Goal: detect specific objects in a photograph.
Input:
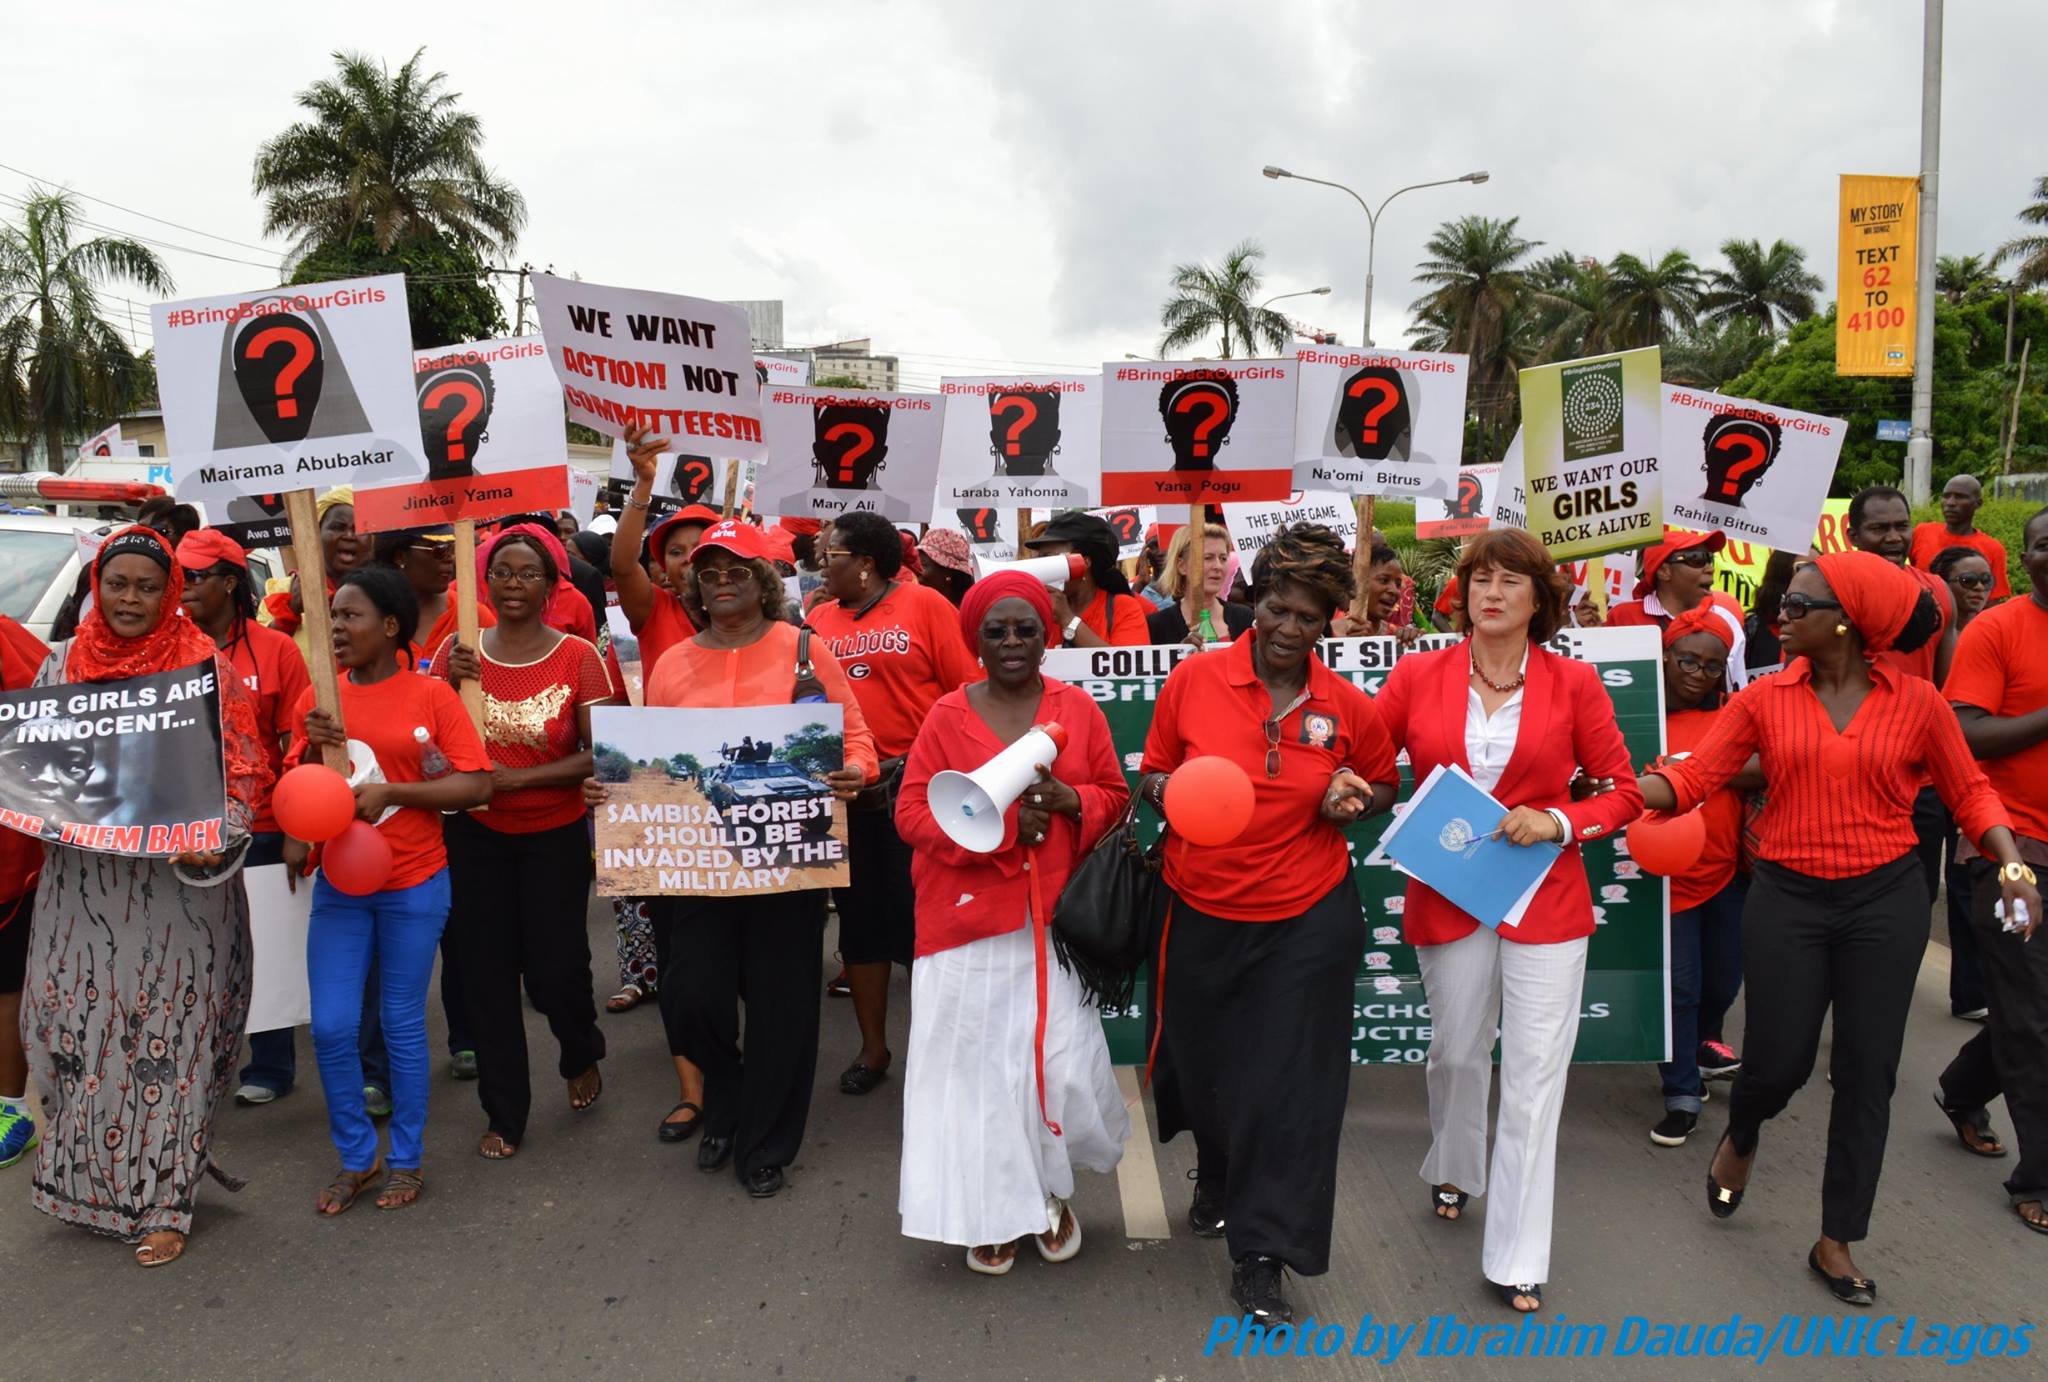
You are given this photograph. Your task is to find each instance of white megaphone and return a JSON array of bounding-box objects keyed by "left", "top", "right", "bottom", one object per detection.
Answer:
[
  {"left": 926, "top": 722, "right": 1070, "bottom": 853},
  {"left": 971, "top": 550, "right": 1089, "bottom": 587}
]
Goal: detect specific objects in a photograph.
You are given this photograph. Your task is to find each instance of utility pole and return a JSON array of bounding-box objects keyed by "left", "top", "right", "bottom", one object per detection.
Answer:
[
  {"left": 513, "top": 262, "right": 533, "bottom": 335},
  {"left": 1904, "top": 0, "right": 1943, "bottom": 504},
  {"left": 2003, "top": 338, "right": 2031, "bottom": 477}
]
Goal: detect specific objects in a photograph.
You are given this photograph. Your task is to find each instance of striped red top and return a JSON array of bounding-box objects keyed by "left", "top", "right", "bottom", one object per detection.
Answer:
[{"left": 1655, "top": 656, "right": 2007, "bottom": 880}]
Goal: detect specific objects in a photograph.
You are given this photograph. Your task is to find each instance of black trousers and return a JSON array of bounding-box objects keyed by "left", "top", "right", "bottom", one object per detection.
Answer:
[
  {"left": 1149, "top": 877, "right": 1364, "bottom": 1276},
  {"left": 446, "top": 814, "right": 606, "bottom": 1145},
  {"left": 655, "top": 890, "right": 826, "bottom": 1178},
  {"left": 1728, "top": 852, "right": 1928, "bottom": 1243},
  {"left": 833, "top": 806, "right": 916, "bottom": 966},
  {"left": 1941, "top": 858, "right": 2048, "bottom": 1202}
]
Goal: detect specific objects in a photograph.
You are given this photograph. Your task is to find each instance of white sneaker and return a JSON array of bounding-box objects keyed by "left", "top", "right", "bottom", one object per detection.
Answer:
[{"left": 234, "top": 1084, "right": 279, "bottom": 1106}]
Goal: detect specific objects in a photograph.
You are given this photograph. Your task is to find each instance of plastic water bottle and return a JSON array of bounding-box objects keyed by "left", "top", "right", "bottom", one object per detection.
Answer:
[
  {"left": 415, "top": 726, "right": 452, "bottom": 780},
  {"left": 1197, "top": 608, "right": 1220, "bottom": 644}
]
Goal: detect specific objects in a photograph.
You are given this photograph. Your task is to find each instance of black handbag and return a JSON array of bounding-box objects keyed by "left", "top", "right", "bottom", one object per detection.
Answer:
[
  {"left": 852, "top": 755, "right": 907, "bottom": 813},
  {"left": 1050, "top": 795, "right": 1164, "bottom": 1009}
]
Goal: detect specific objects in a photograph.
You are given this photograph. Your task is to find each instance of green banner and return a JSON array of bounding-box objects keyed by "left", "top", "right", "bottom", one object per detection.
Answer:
[
  {"left": 1518, "top": 346, "right": 1664, "bottom": 560},
  {"left": 1041, "top": 626, "right": 1669, "bottom": 1066}
]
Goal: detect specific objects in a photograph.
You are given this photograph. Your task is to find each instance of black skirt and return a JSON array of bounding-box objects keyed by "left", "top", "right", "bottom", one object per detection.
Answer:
[{"left": 1147, "top": 876, "right": 1364, "bottom": 1275}]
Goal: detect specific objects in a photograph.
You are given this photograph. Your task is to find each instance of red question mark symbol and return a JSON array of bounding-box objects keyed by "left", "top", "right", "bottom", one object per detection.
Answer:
[
  {"left": 1713, "top": 432, "right": 1768, "bottom": 497},
  {"left": 972, "top": 507, "right": 994, "bottom": 539},
  {"left": 1174, "top": 389, "right": 1228, "bottom": 457},
  {"left": 824, "top": 422, "right": 875, "bottom": 483},
  {"left": 244, "top": 324, "right": 316, "bottom": 420},
  {"left": 680, "top": 458, "right": 714, "bottom": 498},
  {"left": 1456, "top": 472, "right": 1482, "bottom": 516},
  {"left": 421, "top": 378, "right": 484, "bottom": 461},
  {"left": 991, "top": 394, "right": 1039, "bottom": 457},
  {"left": 1107, "top": 509, "right": 1139, "bottom": 544},
  {"left": 1346, "top": 376, "right": 1399, "bottom": 444}
]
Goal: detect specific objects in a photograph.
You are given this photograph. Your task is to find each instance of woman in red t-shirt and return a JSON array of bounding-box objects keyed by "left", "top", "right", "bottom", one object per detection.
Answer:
[
  {"left": 806, "top": 510, "right": 976, "bottom": 1097},
  {"left": 607, "top": 424, "right": 712, "bottom": 676},
  {"left": 285, "top": 567, "right": 491, "bottom": 1215},
  {"left": 1135, "top": 523, "right": 1398, "bottom": 1325},
  {"left": 438, "top": 527, "right": 617, "bottom": 1160}
]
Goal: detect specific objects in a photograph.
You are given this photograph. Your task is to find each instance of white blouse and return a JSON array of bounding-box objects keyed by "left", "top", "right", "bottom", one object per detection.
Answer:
[{"left": 1464, "top": 645, "right": 1575, "bottom": 843}]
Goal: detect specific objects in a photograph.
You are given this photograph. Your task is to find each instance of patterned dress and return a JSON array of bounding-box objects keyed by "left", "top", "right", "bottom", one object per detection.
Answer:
[{"left": 21, "top": 647, "right": 265, "bottom": 1241}]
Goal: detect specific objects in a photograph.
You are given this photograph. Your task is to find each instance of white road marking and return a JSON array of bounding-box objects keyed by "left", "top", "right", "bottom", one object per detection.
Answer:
[{"left": 1114, "top": 1066, "right": 1171, "bottom": 1239}]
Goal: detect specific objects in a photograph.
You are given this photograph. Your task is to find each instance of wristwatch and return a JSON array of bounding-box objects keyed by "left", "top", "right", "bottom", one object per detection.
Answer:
[
  {"left": 2001, "top": 862, "right": 2038, "bottom": 887},
  {"left": 1064, "top": 616, "right": 1082, "bottom": 640}
]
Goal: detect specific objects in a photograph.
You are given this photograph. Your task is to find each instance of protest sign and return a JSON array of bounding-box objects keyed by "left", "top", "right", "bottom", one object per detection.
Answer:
[
  {"left": 353, "top": 337, "right": 570, "bottom": 532},
  {"left": 1417, "top": 464, "right": 1500, "bottom": 538},
  {"left": 1518, "top": 347, "right": 1662, "bottom": 559},
  {"left": 1099, "top": 359, "right": 1298, "bottom": 506},
  {"left": 1837, "top": 174, "right": 1918, "bottom": 377},
  {"left": 0, "top": 661, "right": 226, "bottom": 857},
  {"left": 1291, "top": 346, "right": 1469, "bottom": 501},
  {"left": 1045, "top": 625, "right": 1668, "bottom": 1066},
  {"left": 755, "top": 353, "right": 812, "bottom": 389},
  {"left": 1087, "top": 505, "right": 1156, "bottom": 559},
  {"left": 607, "top": 436, "right": 735, "bottom": 509},
  {"left": 591, "top": 704, "right": 848, "bottom": 897},
  {"left": 754, "top": 387, "right": 946, "bottom": 523},
  {"left": 1489, "top": 431, "right": 1528, "bottom": 531},
  {"left": 530, "top": 273, "right": 764, "bottom": 458},
  {"left": 149, "top": 275, "right": 427, "bottom": 503},
  {"left": 214, "top": 494, "right": 294, "bottom": 550},
  {"left": 245, "top": 864, "right": 313, "bottom": 1033},
  {"left": 76, "top": 422, "right": 139, "bottom": 461},
  {"left": 569, "top": 468, "right": 601, "bottom": 528},
  {"left": 954, "top": 503, "right": 1021, "bottom": 561},
  {"left": 1705, "top": 497, "right": 1852, "bottom": 610},
  {"left": 935, "top": 374, "right": 1100, "bottom": 512},
  {"left": 1660, "top": 387, "right": 1845, "bottom": 554},
  {"left": 1223, "top": 491, "right": 1357, "bottom": 567}
]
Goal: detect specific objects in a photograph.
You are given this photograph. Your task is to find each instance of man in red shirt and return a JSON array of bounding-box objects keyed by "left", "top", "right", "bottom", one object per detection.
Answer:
[
  {"left": 1939, "top": 504, "right": 2048, "bottom": 1233},
  {"left": 1912, "top": 474, "right": 2011, "bottom": 600}
]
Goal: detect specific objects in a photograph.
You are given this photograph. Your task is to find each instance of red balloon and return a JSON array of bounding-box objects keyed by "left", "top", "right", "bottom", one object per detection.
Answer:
[
  {"left": 1625, "top": 809, "right": 1707, "bottom": 877},
  {"left": 322, "top": 820, "right": 393, "bottom": 896},
  {"left": 273, "top": 764, "right": 356, "bottom": 844},
  {"left": 1163, "top": 755, "right": 1256, "bottom": 847}
]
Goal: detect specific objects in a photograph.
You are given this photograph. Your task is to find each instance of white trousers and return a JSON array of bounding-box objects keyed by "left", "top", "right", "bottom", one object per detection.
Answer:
[{"left": 1416, "top": 927, "right": 1589, "bottom": 1287}]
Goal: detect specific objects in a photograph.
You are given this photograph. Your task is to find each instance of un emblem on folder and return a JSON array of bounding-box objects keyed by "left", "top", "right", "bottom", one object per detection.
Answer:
[{"left": 1439, "top": 817, "right": 1484, "bottom": 860}]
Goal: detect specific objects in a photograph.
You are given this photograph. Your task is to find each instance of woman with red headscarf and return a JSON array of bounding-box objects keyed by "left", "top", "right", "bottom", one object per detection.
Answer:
[
  {"left": 893, "top": 571, "right": 1130, "bottom": 1275},
  {"left": 19, "top": 527, "right": 274, "bottom": 1267},
  {"left": 1639, "top": 550, "right": 2041, "bottom": 1306}
]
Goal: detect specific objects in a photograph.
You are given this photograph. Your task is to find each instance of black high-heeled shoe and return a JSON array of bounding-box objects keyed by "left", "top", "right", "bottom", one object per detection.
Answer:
[{"left": 1706, "top": 1130, "right": 1754, "bottom": 1219}]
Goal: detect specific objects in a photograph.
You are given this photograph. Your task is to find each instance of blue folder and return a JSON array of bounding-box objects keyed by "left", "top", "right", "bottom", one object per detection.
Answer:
[{"left": 1380, "top": 764, "right": 1561, "bottom": 929}]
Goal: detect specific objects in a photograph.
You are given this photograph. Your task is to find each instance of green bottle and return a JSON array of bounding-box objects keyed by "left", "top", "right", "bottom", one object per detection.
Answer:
[{"left": 1197, "top": 608, "right": 1219, "bottom": 643}]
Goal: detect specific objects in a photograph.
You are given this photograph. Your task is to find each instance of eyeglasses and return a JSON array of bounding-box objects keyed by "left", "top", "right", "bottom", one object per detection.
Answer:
[
  {"left": 1262, "top": 716, "right": 1282, "bottom": 780},
  {"left": 487, "top": 565, "right": 548, "bottom": 585},
  {"left": 696, "top": 565, "right": 758, "bottom": 588},
  {"left": 821, "top": 548, "right": 855, "bottom": 562},
  {"left": 1950, "top": 572, "right": 1994, "bottom": 590},
  {"left": 1779, "top": 594, "right": 1844, "bottom": 621},
  {"left": 979, "top": 620, "right": 1043, "bottom": 643},
  {"left": 1663, "top": 550, "right": 1716, "bottom": 569},
  {"left": 1672, "top": 654, "right": 1727, "bottom": 679}
]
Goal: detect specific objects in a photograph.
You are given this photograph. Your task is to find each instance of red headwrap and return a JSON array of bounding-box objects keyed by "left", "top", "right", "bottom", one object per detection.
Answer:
[
  {"left": 898, "top": 529, "right": 924, "bottom": 578},
  {"left": 1661, "top": 603, "right": 1735, "bottom": 651},
  {"left": 176, "top": 528, "right": 249, "bottom": 572},
  {"left": 65, "top": 525, "right": 272, "bottom": 821},
  {"left": 777, "top": 516, "right": 823, "bottom": 538},
  {"left": 1813, "top": 550, "right": 1922, "bottom": 652},
  {"left": 959, "top": 570, "right": 1054, "bottom": 647}
]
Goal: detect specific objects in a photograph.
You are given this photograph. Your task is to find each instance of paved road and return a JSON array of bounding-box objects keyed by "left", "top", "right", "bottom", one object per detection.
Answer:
[{"left": 9, "top": 906, "right": 2039, "bottom": 1380}]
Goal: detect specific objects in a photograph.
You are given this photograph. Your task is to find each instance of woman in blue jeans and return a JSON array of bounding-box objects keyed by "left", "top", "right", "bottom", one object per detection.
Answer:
[{"left": 284, "top": 567, "right": 491, "bottom": 1212}]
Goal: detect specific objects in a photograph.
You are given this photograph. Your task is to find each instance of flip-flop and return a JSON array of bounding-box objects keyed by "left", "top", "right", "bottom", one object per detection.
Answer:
[
  {"left": 134, "top": 1232, "right": 186, "bottom": 1268},
  {"left": 2017, "top": 1201, "right": 2048, "bottom": 1235},
  {"left": 569, "top": 1066, "right": 603, "bottom": 1112}
]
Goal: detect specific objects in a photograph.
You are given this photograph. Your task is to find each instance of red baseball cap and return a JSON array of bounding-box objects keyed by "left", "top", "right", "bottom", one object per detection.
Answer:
[
  {"left": 1633, "top": 528, "right": 1727, "bottom": 598},
  {"left": 690, "top": 518, "right": 772, "bottom": 564},
  {"left": 176, "top": 528, "right": 249, "bottom": 572},
  {"left": 645, "top": 505, "right": 723, "bottom": 563}
]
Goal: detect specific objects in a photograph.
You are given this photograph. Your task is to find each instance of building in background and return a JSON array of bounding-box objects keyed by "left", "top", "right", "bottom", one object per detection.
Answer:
[
  {"left": 810, "top": 338, "right": 899, "bottom": 391},
  {"left": 731, "top": 299, "right": 786, "bottom": 350}
]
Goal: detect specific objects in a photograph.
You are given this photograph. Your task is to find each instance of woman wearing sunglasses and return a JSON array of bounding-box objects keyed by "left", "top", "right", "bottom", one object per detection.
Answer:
[
  {"left": 1372, "top": 528, "right": 1644, "bottom": 1317},
  {"left": 1637, "top": 550, "right": 2039, "bottom": 1307},
  {"left": 1134, "top": 523, "right": 1398, "bottom": 1326},
  {"left": 1930, "top": 546, "right": 1999, "bottom": 631}
]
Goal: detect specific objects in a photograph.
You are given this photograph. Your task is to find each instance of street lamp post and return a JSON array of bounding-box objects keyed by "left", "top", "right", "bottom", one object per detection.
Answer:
[{"left": 1261, "top": 166, "right": 1488, "bottom": 347}]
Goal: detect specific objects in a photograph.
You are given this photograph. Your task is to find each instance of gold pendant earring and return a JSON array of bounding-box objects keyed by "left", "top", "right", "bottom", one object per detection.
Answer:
[{"left": 1834, "top": 622, "right": 1849, "bottom": 637}]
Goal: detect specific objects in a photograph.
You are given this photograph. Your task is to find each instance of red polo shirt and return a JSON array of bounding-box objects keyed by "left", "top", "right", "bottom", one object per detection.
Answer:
[
  {"left": 1141, "top": 633, "right": 1397, "bottom": 921},
  {"left": 1945, "top": 596, "right": 2048, "bottom": 844}
]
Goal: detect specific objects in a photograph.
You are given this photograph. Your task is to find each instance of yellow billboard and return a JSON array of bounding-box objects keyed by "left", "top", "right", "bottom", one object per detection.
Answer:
[{"left": 1836, "top": 174, "right": 1918, "bottom": 376}]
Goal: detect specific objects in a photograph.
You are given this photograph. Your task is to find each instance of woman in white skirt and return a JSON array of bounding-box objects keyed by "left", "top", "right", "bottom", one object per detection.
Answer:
[{"left": 894, "top": 571, "right": 1131, "bottom": 1272}]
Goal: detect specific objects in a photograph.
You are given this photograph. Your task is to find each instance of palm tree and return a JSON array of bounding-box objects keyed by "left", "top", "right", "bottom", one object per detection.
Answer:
[
  {"left": 1991, "top": 176, "right": 2048, "bottom": 290},
  {"left": 1523, "top": 251, "right": 1618, "bottom": 361},
  {"left": 1156, "top": 240, "right": 1294, "bottom": 358},
  {"left": 1699, "top": 238, "right": 1822, "bottom": 333},
  {"left": 1936, "top": 253, "right": 2002, "bottom": 303},
  {"left": 252, "top": 48, "right": 527, "bottom": 265},
  {"left": 1605, "top": 249, "right": 1702, "bottom": 348},
  {"left": 1408, "top": 216, "right": 1543, "bottom": 434},
  {"left": 0, "top": 189, "right": 173, "bottom": 469},
  {"left": 1663, "top": 317, "right": 1774, "bottom": 390}
]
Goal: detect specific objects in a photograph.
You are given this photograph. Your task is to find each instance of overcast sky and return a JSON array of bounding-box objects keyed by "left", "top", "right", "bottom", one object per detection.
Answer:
[{"left": 9, "top": 1, "right": 2044, "bottom": 390}]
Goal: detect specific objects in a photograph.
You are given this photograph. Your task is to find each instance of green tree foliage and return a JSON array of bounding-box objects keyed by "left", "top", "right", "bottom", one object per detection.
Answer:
[
  {"left": 1992, "top": 176, "right": 2048, "bottom": 291},
  {"left": 1937, "top": 254, "right": 2004, "bottom": 304},
  {"left": 0, "top": 189, "right": 173, "bottom": 467},
  {"left": 780, "top": 722, "right": 845, "bottom": 779},
  {"left": 1723, "top": 294, "right": 2048, "bottom": 492},
  {"left": 813, "top": 374, "right": 868, "bottom": 389},
  {"left": 253, "top": 48, "right": 526, "bottom": 265},
  {"left": 593, "top": 745, "right": 633, "bottom": 782},
  {"left": 1157, "top": 240, "right": 1294, "bottom": 359},
  {"left": 1700, "top": 238, "right": 1823, "bottom": 332},
  {"left": 289, "top": 229, "right": 505, "bottom": 348},
  {"left": 668, "top": 752, "right": 702, "bottom": 781}
]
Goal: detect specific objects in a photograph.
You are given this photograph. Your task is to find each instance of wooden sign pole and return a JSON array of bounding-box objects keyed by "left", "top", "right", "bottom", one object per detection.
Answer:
[
  {"left": 1015, "top": 508, "right": 1033, "bottom": 552},
  {"left": 451, "top": 518, "right": 485, "bottom": 731},
  {"left": 722, "top": 461, "right": 742, "bottom": 519},
  {"left": 282, "top": 488, "right": 347, "bottom": 774}
]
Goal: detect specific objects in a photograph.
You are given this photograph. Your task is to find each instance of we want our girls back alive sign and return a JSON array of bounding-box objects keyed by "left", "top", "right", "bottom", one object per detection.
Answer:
[{"left": 1043, "top": 626, "right": 1670, "bottom": 1067}]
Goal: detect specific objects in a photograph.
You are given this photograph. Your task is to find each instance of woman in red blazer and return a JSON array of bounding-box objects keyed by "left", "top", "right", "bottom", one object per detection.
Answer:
[{"left": 1373, "top": 529, "right": 1643, "bottom": 1315}]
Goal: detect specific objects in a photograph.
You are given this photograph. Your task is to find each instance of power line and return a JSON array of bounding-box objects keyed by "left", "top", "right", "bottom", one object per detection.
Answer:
[
  {"left": 0, "top": 191, "right": 281, "bottom": 272},
  {"left": 0, "top": 161, "right": 277, "bottom": 253}
]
